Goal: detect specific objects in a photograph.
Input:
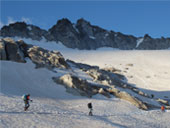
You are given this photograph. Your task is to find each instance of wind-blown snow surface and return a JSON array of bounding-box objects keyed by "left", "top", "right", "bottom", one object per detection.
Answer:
[{"left": 1, "top": 37, "right": 170, "bottom": 128}]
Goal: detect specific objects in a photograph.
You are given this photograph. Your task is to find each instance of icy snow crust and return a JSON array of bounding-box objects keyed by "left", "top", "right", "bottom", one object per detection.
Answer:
[{"left": 0, "top": 37, "right": 170, "bottom": 128}]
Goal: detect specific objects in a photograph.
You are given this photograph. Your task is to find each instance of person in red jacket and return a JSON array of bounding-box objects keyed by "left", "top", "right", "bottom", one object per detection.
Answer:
[
  {"left": 23, "top": 94, "right": 32, "bottom": 111},
  {"left": 161, "top": 105, "right": 165, "bottom": 112}
]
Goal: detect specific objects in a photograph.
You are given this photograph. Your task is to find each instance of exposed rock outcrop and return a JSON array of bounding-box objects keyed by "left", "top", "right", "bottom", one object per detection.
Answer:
[
  {"left": 27, "top": 46, "right": 69, "bottom": 69},
  {"left": 98, "top": 88, "right": 111, "bottom": 98},
  {"left": 86, "top": 68, "right": 123, "bottom": 86},
  {"left": 66, "top": 59, "right": 99, "bottom": 71},
  {"left": 0, "top": 38, "right": 69, "bottom": 69},
  {"left": 156, "top": 98, "right": 169, "bottom": 106},
  {"left": 0, "top": 38, "right": 25, "bottom": 62},
  {"left": 53, "top": 73, "right": 148, "bottom": 110},
  {"left": 67, "top": 60, "right": 155, "bottom": 109},
  {"left": 102, "top": 67, "right": 121, "bottom": 73},
  {"left": 52, "top": 74, "right": 99, "bottom": 97},
  {"left": 107, "top": 87, "right": 148, "bottom": 110}
]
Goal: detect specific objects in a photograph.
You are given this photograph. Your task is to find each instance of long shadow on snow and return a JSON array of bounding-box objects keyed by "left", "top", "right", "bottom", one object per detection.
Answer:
[
  {"left": 0, "top": 110, "right": 52, "bottom": 115},
  {"left": 91, "top": 115, "right": 128, "bottom": 128}
]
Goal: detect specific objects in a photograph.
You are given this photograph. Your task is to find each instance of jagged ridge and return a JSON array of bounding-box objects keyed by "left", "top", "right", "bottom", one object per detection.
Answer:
[{"left": 0, "top": 18, "right": 170, "bottom": 50}]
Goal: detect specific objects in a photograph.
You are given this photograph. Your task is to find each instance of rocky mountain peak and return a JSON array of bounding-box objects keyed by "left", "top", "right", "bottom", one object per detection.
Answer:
[
  {"left": 76, "top": 18, "right": 93, "bottom": 37},
  {"left": 48, "top": 18, "right": 80, "bottom": 48},
  {"left": 49, "top": 18, "right": 75, "bottom": 34},
  {"left": 76, "top": 18, "right": 91, "bottom": 26},
  {"left": 0, "top": 22, "right": 27, "bottom": 37},
  {"left": 57, "top": 18, "right": 72, "bottom": 26},
  {"left": 144, "top": 34, "right": 152, "bottom": 39},
  {"left": 0, "top": 22, "right": 48, "bottom": 41},
  {"left": 4, "top": 22, "right": 27, "bottom": 30},
  {"left": 0, "top": 18, "right": 170, "bottom": 50}
]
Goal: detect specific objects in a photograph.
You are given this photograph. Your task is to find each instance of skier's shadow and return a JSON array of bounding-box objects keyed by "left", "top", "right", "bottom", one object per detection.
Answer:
[{"left": 0, "top": 111, "right": 52, "bottom": 115}]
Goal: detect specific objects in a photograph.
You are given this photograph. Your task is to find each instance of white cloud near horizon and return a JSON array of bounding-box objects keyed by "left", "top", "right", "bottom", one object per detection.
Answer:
[
  {"left": 21, "top": 17, "right": 32, "bottom": 24},
  {"left": 0, "top": 17, "right": 32, "bottom": 29}
]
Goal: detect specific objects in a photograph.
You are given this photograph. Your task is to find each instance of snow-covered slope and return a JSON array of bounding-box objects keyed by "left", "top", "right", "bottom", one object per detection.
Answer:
[
  {"left": 11, "top": 37, "right": 170, "bottom": 98},
  {"left": 0, "top": 60, "right": 170, "bottom": 128},
  {"left": 1, "top": 37, "right": 170, "bottom": 128}
]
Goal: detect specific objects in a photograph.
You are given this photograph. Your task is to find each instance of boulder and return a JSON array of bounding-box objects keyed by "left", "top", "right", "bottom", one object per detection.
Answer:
[
  {"left": 1, "top": 38, "right": 25, "bottom": 62},
  {"left": 0, "top": 39, "right": 7, "bottom": 60},
  {"left": 156, "top": 99, "right": 169, "bottom": 106},
  {"left": 126, "top": 63, "right": 134, "bottom": 67}
]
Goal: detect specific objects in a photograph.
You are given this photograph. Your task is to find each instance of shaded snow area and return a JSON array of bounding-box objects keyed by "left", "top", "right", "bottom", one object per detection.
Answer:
[
  {"left": 1, "top": 37, "right": 170, "bottom": 128},
  {"left": 73, "top": 24, "right": 79, "bottom": 33},
  {"left": 104, "top": 33, "right": 109, "bottom": 38},
  {"left": 27, "top": 26, "right": 32, "bottom": 31},
  {"left": 136, "top": 38, "right": 144, "bottom": 48}
]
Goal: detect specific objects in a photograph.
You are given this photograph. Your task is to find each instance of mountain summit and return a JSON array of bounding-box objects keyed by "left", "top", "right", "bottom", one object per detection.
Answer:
[{"left": 0, "top": 18, "right": 170, "bottom": 50}]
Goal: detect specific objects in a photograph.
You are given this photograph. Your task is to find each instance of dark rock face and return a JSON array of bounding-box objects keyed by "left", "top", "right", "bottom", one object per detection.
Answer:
[
  {"left": 114, "top": 32, "right": 137, "bottom": 49},
  {"left": 74, "top": 18, "right": 137, "bottom": 49},
  {"left": 0, "top": 38, "right": 25, "bottom": 62},
  {"left": 137, "top": 34, "right": 170, "bottom": 50},
  {"left": 16, "top": 40, "right": 32, "bottom": 57},
  {"left": 0, "top": 39, "right": 7, "bottom": 60},
  {"left": 48, "top": 18, "right": 81, "bottom": 48},
  {"left": 1, "top": 19, "right": 170, "bottom": 50},
  {"left": 0, "top": 22, "right": 49, "bottom": 41}
]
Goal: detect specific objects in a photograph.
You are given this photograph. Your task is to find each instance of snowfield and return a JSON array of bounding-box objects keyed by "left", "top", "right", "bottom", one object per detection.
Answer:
[{"left": 1, "top": 37, "right": 170, "bottom": 128}]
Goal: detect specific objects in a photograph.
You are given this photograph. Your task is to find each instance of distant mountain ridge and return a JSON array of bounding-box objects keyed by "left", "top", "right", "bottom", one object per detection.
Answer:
[{"left": 0, "top": 18, "right": 170, "bottom": 50}]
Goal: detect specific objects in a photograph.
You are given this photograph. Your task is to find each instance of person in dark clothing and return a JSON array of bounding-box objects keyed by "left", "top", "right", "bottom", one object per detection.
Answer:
[
  {"left": 151, "top": 94, "right": 154, "bottom": 98},
  {"left": 87, "top": 102, "right": 93, "bottom": 116},
  {"left": 22, "top": 94, "right": 32, "bottom": 111}
]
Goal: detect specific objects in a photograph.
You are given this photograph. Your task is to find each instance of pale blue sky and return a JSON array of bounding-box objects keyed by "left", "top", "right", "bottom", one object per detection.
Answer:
[{"left": 1, "top": 1, "right": 170, "bottom": 38}]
